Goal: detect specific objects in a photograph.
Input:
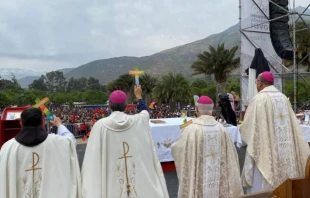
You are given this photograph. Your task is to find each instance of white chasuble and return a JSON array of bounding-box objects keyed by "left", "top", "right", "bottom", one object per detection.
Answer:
[
  {"left": 171, "top": 115, "right": 243, "bottom": 198},
  {"left": 203, "top": 126, "right": 221, "bottom": 198},
  {"left": 241, "top": 85, "right": 310, "bottom": 193},
  {"left": 81, "top": 111, "right": 169, "bottom": 198},
  {"left": 0, "top": 135, "right": 82, "bottom": 198},
  {"left": 247, "top": 68, "right": 258, "bottom": 103}
]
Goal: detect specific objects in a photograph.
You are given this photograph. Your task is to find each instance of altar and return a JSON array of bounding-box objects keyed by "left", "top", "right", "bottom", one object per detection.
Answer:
[
  {"left": 301, "top": 125, "right": 310, "bottom": 142},
  {"left": 149, "top": 118, "right": 242, "bottom": 162}
]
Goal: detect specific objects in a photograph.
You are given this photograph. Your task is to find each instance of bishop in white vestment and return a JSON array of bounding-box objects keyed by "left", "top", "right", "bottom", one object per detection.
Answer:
[
  {"left": 171, "top": 96, "right": 243, "bottom": 198},
  {"left": 82, "top": 87, "right": 169, "bottom": 198},
  {"left": 0, "top": 108, "right": 82, "bottom": 198},
  {"left": 241, "top": 72, "right": 310, "bottom": 193}
]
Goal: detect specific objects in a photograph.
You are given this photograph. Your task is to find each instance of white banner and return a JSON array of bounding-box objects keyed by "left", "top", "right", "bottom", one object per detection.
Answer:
[{"left": 240, "top": 0, "right": 282, "bottom": 110}]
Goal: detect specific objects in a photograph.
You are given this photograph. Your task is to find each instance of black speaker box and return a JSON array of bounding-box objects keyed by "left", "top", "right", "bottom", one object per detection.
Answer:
[{"left": 269, "top": 0, "right": 293, "bottom": 60}]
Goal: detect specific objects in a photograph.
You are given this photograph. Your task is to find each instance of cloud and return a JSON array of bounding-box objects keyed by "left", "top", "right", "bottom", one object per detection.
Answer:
[
  {"left": 0, "top": 57, "right": 73, "bottom": 72},
  {"left": 0, "top": 0, "right": 309, "bottom": 72}
]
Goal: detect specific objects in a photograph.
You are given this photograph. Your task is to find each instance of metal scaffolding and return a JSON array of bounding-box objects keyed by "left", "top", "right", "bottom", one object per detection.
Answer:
[{"left": 239, "top": 0, "right": 310, "bottom": 113}]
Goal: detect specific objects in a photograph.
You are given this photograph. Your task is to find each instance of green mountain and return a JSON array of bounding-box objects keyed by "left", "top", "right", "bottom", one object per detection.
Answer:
[
  {"left": 18, "top": 76, "right": 40, "bottom": 88},
  {"left": 64, "top": 6, "right": 309, "bottom": 85},
  {"left": 65, "top": 23, "right": 240, "bottom": 85}
]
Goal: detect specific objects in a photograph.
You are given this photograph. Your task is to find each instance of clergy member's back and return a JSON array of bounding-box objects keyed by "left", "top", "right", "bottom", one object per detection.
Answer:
[
  {"left": 82, "top": 87, "right": 168, "bottom": 198},
  {"left": 171, "top": 96, "right": 243, "bottom": 198},
  {"left": 241, "top": 72, "right": 310, "bottom": 193},
  {"left": 82, "top": 110, "right": 169, "bottom": 198},
  {"left": 0, "top": 135, "right": 81, "bottom": 198},
  {"left": 0, "top": 108, "right": 81, "bottom": 198}
]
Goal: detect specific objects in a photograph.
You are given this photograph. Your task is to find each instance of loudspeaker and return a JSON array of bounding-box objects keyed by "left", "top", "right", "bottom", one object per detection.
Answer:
[{"left": 269, "top": 0, "right": 293, "bottom": 60}]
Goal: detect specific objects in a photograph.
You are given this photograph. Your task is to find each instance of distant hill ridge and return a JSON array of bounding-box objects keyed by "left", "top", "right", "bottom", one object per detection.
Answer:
[
  {"left": 64, "top": 6, "right": 309, "bottom": 85},
  {"left": 64, "top": 22, "right": 241, "bottom": 84}
]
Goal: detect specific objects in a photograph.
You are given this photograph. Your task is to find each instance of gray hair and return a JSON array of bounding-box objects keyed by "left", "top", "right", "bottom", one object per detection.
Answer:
[
  {"left": 196, "top": 103, "right": 213, "bottom": 115},
  {"left": 109, "top": 101, "right": 127, "bottom": 112}
]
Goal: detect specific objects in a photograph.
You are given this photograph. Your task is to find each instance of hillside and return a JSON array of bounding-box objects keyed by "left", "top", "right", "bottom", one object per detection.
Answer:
[
  {"left": 65, "top": 6, "right": 309, "bottom": 85},
  {"left": 16, "top": 68, "right": 74, "bottom": 88},
  {"left": 65, "top": 23, "right": 240, "bottom": 84},
  {"left": 18, "top": 76, "right": 40, "bottom": 88}
]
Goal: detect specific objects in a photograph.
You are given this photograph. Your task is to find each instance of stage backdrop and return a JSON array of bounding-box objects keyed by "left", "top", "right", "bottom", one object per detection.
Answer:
[{"left": 240, "top": 0, "right": 283, "bottom": 111}]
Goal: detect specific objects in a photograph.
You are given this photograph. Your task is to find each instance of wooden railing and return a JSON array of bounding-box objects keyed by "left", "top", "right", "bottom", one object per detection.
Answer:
[{"left": 236, "top": 155, "right": 310, "bottom": 198}]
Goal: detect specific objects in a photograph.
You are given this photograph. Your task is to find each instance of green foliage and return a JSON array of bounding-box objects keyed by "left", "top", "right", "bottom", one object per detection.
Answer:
[
  {"left": 1, "top": 72, "right": 109, "bottom": 106},
  {"left": 296, "top": 22, "right": 310, "bottom": 71},
  {"left": 201, "top": 85, "right": 216, "bottom": 102},
  {"left": 191, "top": 43, "right": 239, "bottom": 83},
  {"left": 67, "top": 77, "right": 87, "bottom": 92},
  {"left": 82, "top": 90, "right": 109, "bottom": 104},
  {"left": 21, "top": 90, "right": 46, "bottom": 105},
  {"left": 29, "top": 71, "right": 104, "bottom": 93},
  {"left": 0, "top": 92, "right": 10, "bottom": 106},
  {"left": 140, "top": 73, "right": 157, "bottom": 104},
  {"left": 226, "top": 78, "right": 240, "bottom": 94},
  {"left": 190, "top": 79, "right": 216, "bottom": 102},
  {"left": 0, "top": 75, "right": 22, "bottom": 91},
  {"left": 191, "top": 43, "right": 239, "bottom": 103},
  {"left": 45, "top": 71, "right": 67, "bottom": 92},
  {"left": 191, "top": 79, "right": 209, "bottom": 89},
  {"left": 140, "top": 73, "right": 157, "bottom": 94},
  {"left": 153, "top": 72, "right": 191, "bottom": 103},
  {"left": 106, "top": 74, "right": 134, "bottom": 92},
  {"left": 285, "top": 22, "right": 310, "bottom": 71},
  {"left": 29, "top": 75, "right": 48, "bottom": 91},
  {"left": 284, "top": 80, "right": 310, "bottom": 105},
  {"left": 87, "top": 77, "right": 103, "bottom": 91}
]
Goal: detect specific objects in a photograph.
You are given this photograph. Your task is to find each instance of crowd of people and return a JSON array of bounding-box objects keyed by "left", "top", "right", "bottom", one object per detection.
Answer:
[{"left": 47, "top": 103, "right": 199, "bottom": 136}]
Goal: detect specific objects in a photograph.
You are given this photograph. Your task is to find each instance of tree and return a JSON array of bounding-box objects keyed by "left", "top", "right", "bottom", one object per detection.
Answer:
[
  {"left": 67, "top": 77, "right": 87, "bottom": 92},
  {"left": 191, "top": 79, "right": 216, "bottom": 104},
  {"left": 296, "top": 22, "right": 310, "bottom": 71},
  {"left": 226, "top": 78, "right": 240, "bottom": 95},
  {"left": 284, "top": 22, "right": 310, "bottom": 71},
  {"left": 67, "top": 77, "right": 76, "bottom": 92},
  {"left": 45, "top": 71, "right": 67, "bottom": 92},
  {"left": 191, "top": 79, "right": 209, "bottom": 90},
  {"left": 83, "top": 90, "right": 109, "bottom": 104},
  {"left": 107, "top": 74, "right": 135, "bottom": 103},
  {"left": 11, "top": 74, "right": 21, "bottom": 89},
  {"left": 0, "top": 92, "right": 10, "bottom": 106},
  {"left": 106, "top": 80, "right": 122, "bottom": 92},
  {"left": 153, "top": 72, "right": 191, "bottom": 109},
  {"left": 21, "top": 90, "right": 46, "bottom": 105},
  {"left": 29, "top": 75, "right": 48, "bottom": 91},
  {"left": 191, "top": 44, "right": 239, "bottom": 103},
  {"left": 48, "top": 92, "right": 69, "bottom": 105},
  {"left": 284, "top": 80, "right": 310, "bottom": 106},
  {"left": 87, "top": 77, "right": 102, "bottom": 91},
  {"left": 140, "top": 73, "right": 157, "bottom": 105}
]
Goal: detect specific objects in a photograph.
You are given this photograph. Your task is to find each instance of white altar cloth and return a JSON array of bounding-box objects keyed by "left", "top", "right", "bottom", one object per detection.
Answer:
[
  {"left": 301, "top": 125, "right": 310, "bottom": 142},
  {"left": 149, "top": 118, "right": 242, "bottom": 162}
]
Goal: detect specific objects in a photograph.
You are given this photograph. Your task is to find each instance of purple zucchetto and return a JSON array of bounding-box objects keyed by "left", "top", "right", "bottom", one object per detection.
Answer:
[
  {"left": 109, "top": 90, "right": 127, "bottom": 104},
  {"left": 261, "top": 71, "right": 274, "bottom": 83},
  {"left": 197, "top": 96, "right": 213, "bottom": 105}
]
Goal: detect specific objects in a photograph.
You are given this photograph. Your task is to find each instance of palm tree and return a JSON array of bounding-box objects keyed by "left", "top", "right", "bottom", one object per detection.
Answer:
[
  {"left": 296, "top": 22, "right": 310, "bottom": 71},
  {"left": 284, "top": 22, "right": 310, "bottom": 71},
  {"left": 140, "top": 73, "right": 157, "bottom": 105},
  {"left": 191, "top": 43, "right": 239, "bottom": 104},
  {"left": 153, "top": 72, "right": 191, "bottom": 109}
]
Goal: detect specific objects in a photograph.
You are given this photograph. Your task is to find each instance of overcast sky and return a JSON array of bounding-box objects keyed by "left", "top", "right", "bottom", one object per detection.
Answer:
[{"left": 0, "top": 0, "right": 309, "bottom": 72}]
